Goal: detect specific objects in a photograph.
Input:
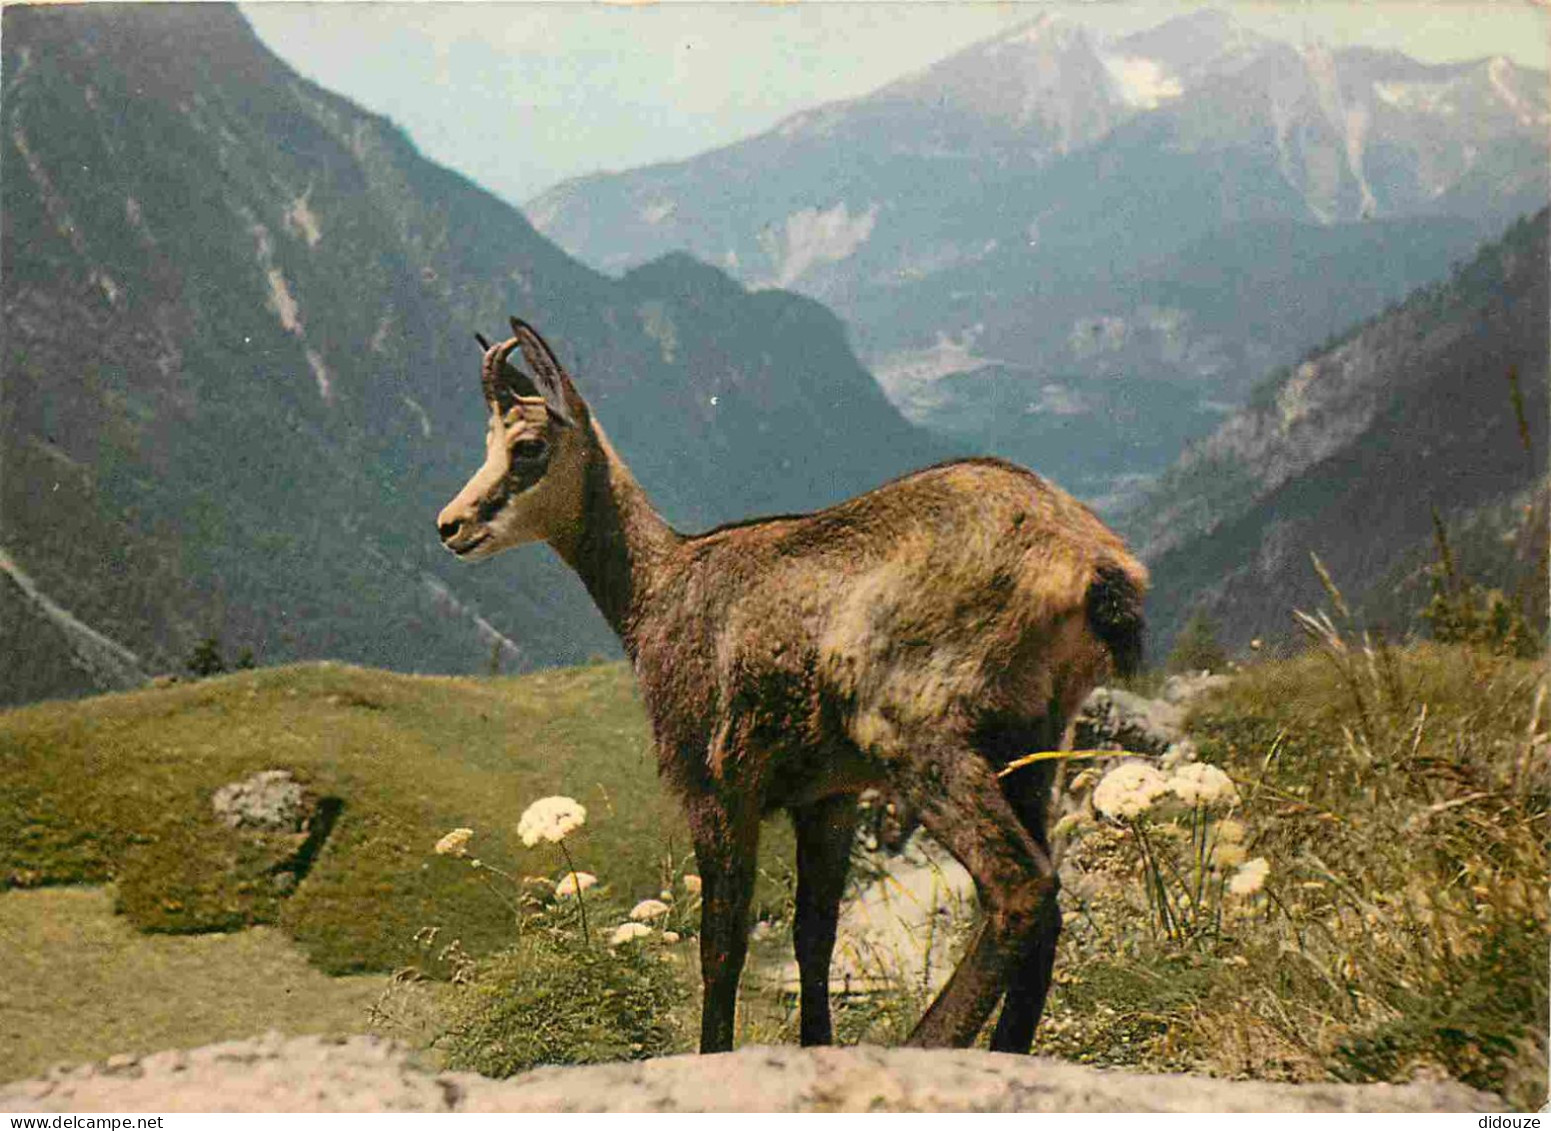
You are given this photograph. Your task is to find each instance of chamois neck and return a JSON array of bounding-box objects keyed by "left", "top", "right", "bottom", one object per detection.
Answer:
[{"left": 552, "top": 420, "right": 681, "bottom": 652}]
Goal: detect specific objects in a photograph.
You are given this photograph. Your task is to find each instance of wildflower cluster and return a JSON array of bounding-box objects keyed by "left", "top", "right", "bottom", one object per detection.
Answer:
[
  {"left": 1065, "top": 754, "right": 1271, "bottom": 947},
  {"left": 408, "top": 792, "right": 692, "bottom": 1074}
]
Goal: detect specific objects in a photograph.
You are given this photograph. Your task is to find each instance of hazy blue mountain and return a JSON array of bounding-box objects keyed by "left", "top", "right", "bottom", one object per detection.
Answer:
[
  {"left": 528, "top": 9, "right": 1548, "bottom": 503},
  {"left": 0, "top": 4, "right": 951, "bottom": 706},
  {"left": 1121, "top": 209, "right": 1548, "bottom": 656}
]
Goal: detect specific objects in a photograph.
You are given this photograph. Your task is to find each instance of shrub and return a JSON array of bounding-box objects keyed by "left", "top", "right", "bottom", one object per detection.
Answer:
[
  {"left": 391, "top": 804, "right": 692, "bottom": 1075},
  {"left": 185, "top": 636, "right": 226, "bottom": 678},
  {"left": 1166, "top": 610, "right": 1228, "bottom": 674},
  {"left": 1422, "top": 510, "right": 1541, "bottom": 658},
  {"left": 435, "top": 926, "right": 685, "bottom": 1077}
]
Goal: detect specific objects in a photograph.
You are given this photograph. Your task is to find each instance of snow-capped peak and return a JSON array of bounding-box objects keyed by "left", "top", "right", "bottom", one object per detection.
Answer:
[{"left": 1100, "top": 54, "right": 1184, "bottom": 110}]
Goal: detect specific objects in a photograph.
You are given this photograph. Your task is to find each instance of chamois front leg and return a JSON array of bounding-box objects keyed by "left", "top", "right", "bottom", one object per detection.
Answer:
[
  {"left": 790, "top": 794, "right": 859, "bottom": 1046},
  {"left": 688, "top": 788, "right": 762, "bottom": 1053}
]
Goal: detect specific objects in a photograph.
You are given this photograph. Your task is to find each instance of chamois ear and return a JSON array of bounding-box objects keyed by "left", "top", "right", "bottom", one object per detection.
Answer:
[{"left": 509, "top": 317, "right": 581, "bottom": 428}]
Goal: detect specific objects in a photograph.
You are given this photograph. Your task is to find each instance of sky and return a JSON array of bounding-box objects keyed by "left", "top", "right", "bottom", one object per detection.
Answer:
[{"left": 241, "top": 1, "right": 1551, "bottom": 207}]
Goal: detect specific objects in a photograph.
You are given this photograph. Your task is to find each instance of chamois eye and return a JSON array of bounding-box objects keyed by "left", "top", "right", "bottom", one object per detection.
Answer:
[{"left": 512, "top": 438, "right": 548, "bottom": 462}]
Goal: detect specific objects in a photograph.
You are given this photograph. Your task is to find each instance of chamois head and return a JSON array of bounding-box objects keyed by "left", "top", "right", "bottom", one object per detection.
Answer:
[{"left": 437, "top": 318, "right": 590, "bottom": 560}]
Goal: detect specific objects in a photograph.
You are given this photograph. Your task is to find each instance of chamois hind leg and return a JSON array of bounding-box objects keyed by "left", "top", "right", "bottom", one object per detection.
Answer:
[
  {"left": 889, "top": 731, "right": 1058, "bottom": 1049},
  {"left": 687, "top": 787, "right": 762, "bottom": 1054},
  {"left": 790, "top": 793, "right": 859, "bottom": 1046},
  {"left": 985, "top": 718, "right": 1064, "bottom": 1054}
]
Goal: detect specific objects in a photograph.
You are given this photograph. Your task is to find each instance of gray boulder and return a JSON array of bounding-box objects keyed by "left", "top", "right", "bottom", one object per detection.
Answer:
[
  {"left": 1073, "top": 688, "right": 1185, "bottom": 756},
  {"left": 212, "top": 770, "right": 311, "bottom": 832},
  {"left": 209, "top": 770, "right": 339, "bottom": 894}
]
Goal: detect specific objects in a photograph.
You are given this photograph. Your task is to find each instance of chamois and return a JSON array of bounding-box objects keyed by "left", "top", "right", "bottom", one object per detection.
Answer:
[{"left": 437, "top": 318, "right": 1147, "bottom": 1053}]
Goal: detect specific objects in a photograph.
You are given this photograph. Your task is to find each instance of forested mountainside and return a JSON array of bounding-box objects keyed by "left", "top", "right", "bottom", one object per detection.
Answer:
[
  {"left": 1123, "top": 209, "right": 1548, "bottom": 655},
  {"left": 1, "top": 4, "right": 949, "bottom": 705}
]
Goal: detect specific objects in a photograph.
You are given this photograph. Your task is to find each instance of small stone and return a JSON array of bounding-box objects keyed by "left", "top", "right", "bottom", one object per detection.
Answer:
[{"left": 103, "top": 1053, "right": 141, "bottom": 1077}]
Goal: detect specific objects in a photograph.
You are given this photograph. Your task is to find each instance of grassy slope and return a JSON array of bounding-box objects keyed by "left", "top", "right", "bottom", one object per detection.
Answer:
[
  {"left": 4, "top": 648, "right": 1544, "bottom": 1103},
  {"left": 0, "top": 662, "right": 793, "bottom": 975}
]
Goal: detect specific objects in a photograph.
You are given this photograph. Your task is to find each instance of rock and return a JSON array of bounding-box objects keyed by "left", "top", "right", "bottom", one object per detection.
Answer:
[
  {"left": 770, "top": 831, "right": 972, "bottom": 1000},
  {"left": 0, "top": 1036, "right": 1505, "bottom": 1113},
  {"left": 208, "top": 772, "right": 341, "bottom": 895},
  {"left": 212, "top": 771, "right": 311, "bottom": 833},
  {"left": 1073, "top": 688, "right": 1184, "bottom": 756},
  {"left": 1160, "top": 671, "right": 1232, "bottom": 705}
]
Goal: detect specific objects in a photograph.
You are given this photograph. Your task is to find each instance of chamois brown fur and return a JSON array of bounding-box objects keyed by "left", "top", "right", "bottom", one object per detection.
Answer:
[{"left": 437, "top": 318, "right": 1148, "bottom": 1054}]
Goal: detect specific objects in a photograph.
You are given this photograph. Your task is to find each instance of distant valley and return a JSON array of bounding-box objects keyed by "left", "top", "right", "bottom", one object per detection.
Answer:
[{"left": 530, "top": 9, "right": 1548, "bottom": 503}]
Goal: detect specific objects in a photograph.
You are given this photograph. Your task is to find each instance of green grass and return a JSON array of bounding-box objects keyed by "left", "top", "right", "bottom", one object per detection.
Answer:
[
  {"left": 0, "top": 886, "right": 394, "bottom": 1080},
  {"left": 4, "top": 646, "right": 1544, "bottom": 1104},
  {"left": 0, "top": 662, "right": 793, "bottom": 976}
]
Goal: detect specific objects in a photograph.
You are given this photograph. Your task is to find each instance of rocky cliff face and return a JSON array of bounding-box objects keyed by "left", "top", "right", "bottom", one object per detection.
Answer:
[
  {"left": 1121, "top": 210, "right": 1548, "bottom": 654},
  {"left": 0, "top": 4, "right": 949, "bottom": 705},
  {"left": 526, "top": 8, "right": 1547, "bottom": 502}
]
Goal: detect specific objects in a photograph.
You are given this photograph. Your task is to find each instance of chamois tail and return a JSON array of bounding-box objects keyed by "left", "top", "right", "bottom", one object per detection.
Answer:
[{"left": 1086, "top": 561, "right": 1146, "bottom": 679}]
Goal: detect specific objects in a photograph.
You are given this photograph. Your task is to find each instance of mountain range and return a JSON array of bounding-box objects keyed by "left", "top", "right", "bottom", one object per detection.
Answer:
[
  {"left": 3, "top": 4, "right": 1543, "bottom": 707},
  {"left": 0, "top": 3, "right": 950, "bottom": 706},
  {"left": 529, "top": 9, "right": 1549, "bottom": 502}
]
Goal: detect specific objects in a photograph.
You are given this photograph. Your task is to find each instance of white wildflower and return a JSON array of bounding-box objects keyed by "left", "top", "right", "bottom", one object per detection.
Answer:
[
  {"left": 662, "top": 931, "right": 681, "bottom": 943},
  {"left": 659, "top": 889, "right": 674, "bottom": 902},
  {"left": 1092, "top": 762, "right": 1169, "bottom": 820},
  {"left": 629, "top": 898, "right": 671, "bottom": 921},
  {"left": 555, "top": 871, "right": 597, "bottom": 897},
  {"left": 1216, "top": 818, "right": 1246, "bottom": 844},
  {"left": 1168, "top": 763, "right": 1239, "bottom": 808},
  {"left": 517, "top": 796, "right": 586, "bottom": 847},
  {"left": 434, "top": 828, "right": 473, "bottom": 857},
  {"left": 1228, "top": 856, "right": 1270, "bottom": 896},
  {"left": 609, "top": 922, "right": 653, "bottom": 946},
  {"left": 681, "top": 874, "right": 702, "bottom": 896},
  {"left": 1212, "top": 842, "right": 1247, "bottom": 870}
]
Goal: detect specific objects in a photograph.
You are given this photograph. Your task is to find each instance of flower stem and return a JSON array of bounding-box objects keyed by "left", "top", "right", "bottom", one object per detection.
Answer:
[{"left": 560, "top": 841, "right": 590, "bottom": 946}]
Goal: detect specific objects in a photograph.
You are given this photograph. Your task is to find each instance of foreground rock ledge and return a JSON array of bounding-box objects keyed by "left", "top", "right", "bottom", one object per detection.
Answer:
[{"left": 1, "top": 1035, "right": 1503, "bottom": 1113}]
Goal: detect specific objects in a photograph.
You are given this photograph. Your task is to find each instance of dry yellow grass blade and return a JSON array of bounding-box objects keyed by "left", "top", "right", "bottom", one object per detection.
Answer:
[{"left": 996, "top": 749, "right": 1140, "bottom": 779}]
